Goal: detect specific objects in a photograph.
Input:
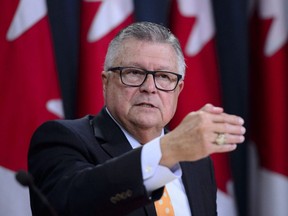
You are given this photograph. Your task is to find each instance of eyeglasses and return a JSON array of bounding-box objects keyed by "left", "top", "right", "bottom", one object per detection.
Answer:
[{"left": 108, "top": 67, "right": 182, "bottom": 91}]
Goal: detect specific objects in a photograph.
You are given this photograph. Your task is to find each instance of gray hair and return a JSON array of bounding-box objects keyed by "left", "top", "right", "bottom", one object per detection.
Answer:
[{"left": 104, "top": 22, "right": 186, "bottom": 78}]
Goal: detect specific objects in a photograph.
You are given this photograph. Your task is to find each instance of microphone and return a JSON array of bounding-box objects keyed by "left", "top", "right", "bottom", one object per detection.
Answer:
[{"left": 15, "top": 170, "right": 58, "bottom": 216}]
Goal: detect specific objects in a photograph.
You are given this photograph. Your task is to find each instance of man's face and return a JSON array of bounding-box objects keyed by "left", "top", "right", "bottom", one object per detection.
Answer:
[{"left": 102, "top": 38, "right": 184, "bottom": 136}]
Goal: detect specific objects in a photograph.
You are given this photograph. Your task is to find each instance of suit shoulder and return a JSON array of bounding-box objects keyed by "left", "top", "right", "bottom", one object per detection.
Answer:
[
  {"left": 36, "top": 115, "right": 93, "bottom": 132},
  {"left": 31, "top": 115, "right": 95, "bottom": 145}
]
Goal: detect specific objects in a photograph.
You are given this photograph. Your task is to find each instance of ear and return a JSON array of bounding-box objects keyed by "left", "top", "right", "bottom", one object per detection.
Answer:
[
  {"left": 177, "top": 80, "right": 184, "bottom": 94},
  {"left": 102, "top": 71, "right": 108, "bottom": 96}
]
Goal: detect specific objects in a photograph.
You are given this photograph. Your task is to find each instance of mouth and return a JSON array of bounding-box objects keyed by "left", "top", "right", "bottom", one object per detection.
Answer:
[{"left": 136, "top": 103, "right": 156, "bottom": 108}]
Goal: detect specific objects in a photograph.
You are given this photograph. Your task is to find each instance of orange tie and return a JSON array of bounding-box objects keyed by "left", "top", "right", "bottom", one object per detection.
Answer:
[{"left": 154, "top": 187, "right": 175, "bottom": 215}]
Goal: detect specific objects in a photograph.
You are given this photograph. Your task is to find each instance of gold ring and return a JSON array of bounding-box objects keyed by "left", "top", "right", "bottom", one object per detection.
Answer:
[{"left": 215, "top": 133, "right": 225, "bottom": 145}]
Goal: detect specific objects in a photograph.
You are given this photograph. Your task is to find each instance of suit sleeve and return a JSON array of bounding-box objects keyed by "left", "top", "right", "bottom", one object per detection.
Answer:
[{"left": 28, "top": 120, "right": 158, "bottom": 216}]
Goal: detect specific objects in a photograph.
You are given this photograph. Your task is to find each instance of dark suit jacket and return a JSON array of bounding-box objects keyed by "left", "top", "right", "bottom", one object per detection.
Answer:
[{"left": 28, "top": 108, "right": 217, "bottom": 216}]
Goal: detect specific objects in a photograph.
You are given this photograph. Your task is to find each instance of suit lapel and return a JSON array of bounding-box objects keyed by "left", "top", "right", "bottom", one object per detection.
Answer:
[
  {"left": 90, "top": 108, "right": 133, "bottom": 158},
  {"left": 91, "top": 108, "right": 157, "bottom": 216},
  {"left": 181, "top": 162, "right": 198, "bottom": 215},
  {"left": 181, "top": 158, "right": 217, "bottom": 216}
]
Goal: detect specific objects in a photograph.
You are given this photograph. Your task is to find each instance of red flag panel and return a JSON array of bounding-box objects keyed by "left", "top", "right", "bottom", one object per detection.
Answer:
[
  {"left": 77, "top": 0, "right": 134, "bottom": 117},
  {"left": 250, "top": 1, "right": 288, "bottom": 214},
  {"left": 169, "top": 0, "right": 237, "bottom": 214},
  {"left": 0, "top": 1, "right": 63, "bottom": 215}
]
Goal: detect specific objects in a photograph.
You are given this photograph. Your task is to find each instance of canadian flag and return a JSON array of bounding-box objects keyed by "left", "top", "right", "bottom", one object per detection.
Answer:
[
  {"left": 169, "top": 0, "right": 237, "bottom": 215},
  {"left": 77, "top": 0, "right": 134, "bottom": 117},
  {"left": 250, "top": 0, "right": 288, "bottom": 215},
  {"left": 0, "top": 0, "right": 63, "bottom": 215}
]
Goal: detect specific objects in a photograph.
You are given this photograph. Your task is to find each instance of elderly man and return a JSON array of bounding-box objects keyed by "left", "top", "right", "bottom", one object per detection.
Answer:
[{"left": 28, "top": 22, "right": 245, "bottom": 216}]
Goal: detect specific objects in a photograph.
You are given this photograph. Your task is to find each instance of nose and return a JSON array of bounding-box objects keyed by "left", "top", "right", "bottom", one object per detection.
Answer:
[{"left": 139, "top": 74, "right": 156, "bottom": 93}]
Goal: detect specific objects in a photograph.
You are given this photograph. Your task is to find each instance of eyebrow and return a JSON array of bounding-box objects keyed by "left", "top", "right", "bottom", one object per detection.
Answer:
[{"left": 122, "top": 63, "right": 174, "bottom": 72}]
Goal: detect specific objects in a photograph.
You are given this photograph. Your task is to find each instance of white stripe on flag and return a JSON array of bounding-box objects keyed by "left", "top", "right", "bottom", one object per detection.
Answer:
[
  {"left": 216, "top": 182, "right": 237, "bottom": 216},
  {"left": 0, "top": 166, "right": 32, "bottom": 216}
]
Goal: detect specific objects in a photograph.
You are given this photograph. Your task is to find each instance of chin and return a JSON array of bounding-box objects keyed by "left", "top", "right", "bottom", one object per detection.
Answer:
[{"left": 133, "top": 117, "right": 160, "bottom": 128}]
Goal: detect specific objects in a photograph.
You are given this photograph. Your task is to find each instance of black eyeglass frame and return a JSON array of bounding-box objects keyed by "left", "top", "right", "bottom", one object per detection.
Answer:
[{"left": 107, "top": 66, "right": 183, "bottom": 92}]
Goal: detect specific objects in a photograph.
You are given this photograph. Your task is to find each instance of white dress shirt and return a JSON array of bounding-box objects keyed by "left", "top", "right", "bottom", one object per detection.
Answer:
[
  {"left": 106, "top": 108, "right": 191, "bottom": 215},
  {"left": 124, "top": 130, "right": 191, "bottom": 216}
]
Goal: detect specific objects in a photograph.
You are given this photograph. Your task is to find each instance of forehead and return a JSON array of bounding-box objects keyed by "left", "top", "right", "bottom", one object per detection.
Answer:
[{"left": 115, "top": 39, "right": 178, "bottom": 71}]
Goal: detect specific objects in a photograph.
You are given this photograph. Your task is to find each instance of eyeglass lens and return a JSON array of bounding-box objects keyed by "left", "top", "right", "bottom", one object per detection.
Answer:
[{"left": 121, "top": 68, "right": 179, "bottom": 91}]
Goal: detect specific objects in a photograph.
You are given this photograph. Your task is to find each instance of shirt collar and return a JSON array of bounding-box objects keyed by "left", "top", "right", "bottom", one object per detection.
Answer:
[{"left": 105, "top": 107, "right": 164, "bottom": 149}]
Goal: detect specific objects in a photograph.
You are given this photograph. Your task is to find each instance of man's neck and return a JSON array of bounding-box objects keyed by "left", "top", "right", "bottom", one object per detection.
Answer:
[{"left": 105, "top": 107, "right": 163, "bottom": 145}]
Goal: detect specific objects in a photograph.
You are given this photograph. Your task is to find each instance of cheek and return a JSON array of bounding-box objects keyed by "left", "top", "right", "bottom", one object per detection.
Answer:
[
  {"left": 169, "top": 97, "right": 179, "bottom": 116},
  {"left": 106, "top": 84, "right": 134, "bottom": 106},
  {"left": 161, "top": 94, "right": 179, "bottom": 121}
]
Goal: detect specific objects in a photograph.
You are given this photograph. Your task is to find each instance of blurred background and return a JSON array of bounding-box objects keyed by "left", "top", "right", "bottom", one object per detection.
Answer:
[{"left": 0, "top": 0, "right": 287, "bottom": 215}]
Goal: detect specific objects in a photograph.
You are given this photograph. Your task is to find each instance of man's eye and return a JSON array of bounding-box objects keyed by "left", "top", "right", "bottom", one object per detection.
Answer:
[
  {"left": 126, "top": 69, "right": 144, "bottom": 75},
  {"left": 156, "top": 73, "right": 171, "bottom": 80},
  {"left": 160, "top": 74, "right": 169, "bottom": 79}
]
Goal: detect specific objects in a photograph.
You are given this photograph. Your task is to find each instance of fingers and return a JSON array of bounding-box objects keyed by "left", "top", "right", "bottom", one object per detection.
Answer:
[
  {"left": 189, "top": 107, "right": 246, "bottom": 143},
  {"left": 213, "top": 132, "right": 245, "bottom": 146},
  {"left": 201, "top": 103, "right": 223, "bottom": 114},
  {"left": 201, "top": 104, "right": 244, "bottom": 127},
  {"left": 200, "top": 104, "right": 245, "bottom": 142},
  {"left": 210, "top": 133, "right": 240, "bottom": 154},
  {"left": 212, "top": 114, "right": 245, "bottom": 145},
  {"left": 224, "top": 133, "right": 245, "bottom": 144},
  {"left": 160, "top": 105, "right": 246, "bottom": 166},
  {"left": 213, "top": 123, "right": 246, "bottom": 137},
  {"left": 212, "top": 143, "right": 238, "bottom": 153},
  {"left": 198, "top": 105, "right": 246, "bottom": 154},
  {"left": 212, "top": 112, "right": 244, "bottom": 126}
]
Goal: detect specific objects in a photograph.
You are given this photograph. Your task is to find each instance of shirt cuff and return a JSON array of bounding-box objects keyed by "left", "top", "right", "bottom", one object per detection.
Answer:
[{"left": 141, "top": 137, "right": 182, "bottom": 193}]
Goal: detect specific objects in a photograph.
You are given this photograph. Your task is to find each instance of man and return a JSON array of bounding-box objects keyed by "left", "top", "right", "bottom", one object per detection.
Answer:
[{"left": 28, "top": 22, "right": 245, "bottom": 216}]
